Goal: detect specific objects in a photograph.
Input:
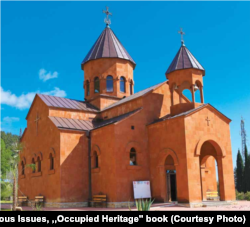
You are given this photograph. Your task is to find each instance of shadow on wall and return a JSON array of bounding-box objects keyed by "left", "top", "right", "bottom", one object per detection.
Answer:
[
  {"left": 144, "top": 93, "right": 164, "bottom": 121},
  {"left": 60, "top": 135, "right": 89, "bottom": 203}
]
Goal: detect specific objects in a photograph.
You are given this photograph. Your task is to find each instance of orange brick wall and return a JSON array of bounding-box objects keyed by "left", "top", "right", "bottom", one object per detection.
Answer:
[
  {"left": 147, "top": 117, "right": 190, "bottom": 203},
  {"left": 49, "top": 109, "right": 97, "bottom": 121},
  {"left": 19, "top": 97, "right": 61, "bottom": 202},
  {"left": 60, "top": 131, "right": 89, "bottom": 202},
  {"left": 83, "top": 58, "right": 134, "bottom": 100},
  {"left": 184, "top": 106, "right": 235, "bottom": 202},
  {"left": 91, "top": 124, "right": 117, "bottom": 202},
  {"left": 19, "top": 76, "right": 235, "bottom": 206}
]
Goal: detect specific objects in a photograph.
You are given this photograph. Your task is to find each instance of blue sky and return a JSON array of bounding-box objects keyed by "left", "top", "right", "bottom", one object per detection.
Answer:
[{"left": 1, "top": 1, "right": 250, "bottom": 167}]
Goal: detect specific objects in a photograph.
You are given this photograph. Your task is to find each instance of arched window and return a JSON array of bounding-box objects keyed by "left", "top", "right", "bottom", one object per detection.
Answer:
[
  {"left": 130, "top": 148, "right": 137, "bottom": 165},
  {"left": 37, "top": 157, "right": 41, "bottom": 172},
  {"left": 182, "top": 89, "right": 192, "bottom": 102},
  {"left": 32, "top": 158, "right": 36, "bottom": 173},
  {"left": 21, "top": 161, "right": 25, "bottom": 175},
  {"left": 120, "top": 77, "right": 126, "bottom": 93},
  {"left": 94, "top": 77, "right": 100, "bottom": 93},
  {"left": 86, "top": 80, "right": 90, "bottom": 96},
  {"left": 49, "top": 153, "right": 54, "bottom": 170},
  {"left": 130, "top": 82, "right": 133, "bottom": 95},
  {"left": 106, "top": 75, "right": 113, "bottom": 92},
  {"left": 93, "top": 151, "right": 98, "bottom": 168}
]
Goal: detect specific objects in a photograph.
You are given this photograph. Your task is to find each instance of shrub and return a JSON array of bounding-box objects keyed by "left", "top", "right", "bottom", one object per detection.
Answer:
[
  {"left": 245, "top": 192, "right": 250, "bottom": 201},
  {"left": 236, "top": 191, "right": 245, "bottom": 200}
]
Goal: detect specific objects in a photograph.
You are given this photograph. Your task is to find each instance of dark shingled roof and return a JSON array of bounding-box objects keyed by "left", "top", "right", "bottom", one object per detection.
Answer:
[
  {"left": 38, "top": 94, "right": 99, "bottom": 112},
  {"left": 81, "top": 27, "right": 135, "bottom": 67},
  {"left": 102, "top": 82, "right": 166, "bottom": 111},
  {"left": 166, "top": 44, "right": 205, "bottom": 77},
  {"left": 49, "top": 108, "right": 142, "bottom": 131}
]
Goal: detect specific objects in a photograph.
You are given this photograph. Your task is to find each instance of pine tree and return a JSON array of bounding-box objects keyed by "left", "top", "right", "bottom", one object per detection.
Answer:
[
  {"left": 243, "top": 145, "right": 249, "bottom": 193},
  {"left": 236, "top": 150, "right": 244, "bottom": 192},
  {"left": 247, "top": 154, "right": 250, "bottom": 192}
]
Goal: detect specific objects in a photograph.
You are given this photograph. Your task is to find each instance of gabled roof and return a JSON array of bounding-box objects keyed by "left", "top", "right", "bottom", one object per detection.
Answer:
[
  {"left": 102, "top": 82, "right": 166, "bottom": 111},
  {"left": 49, "top": 108, "right": 141, "bottom": 132},
  {"left": 166, "top": 44, "right": 205, "bottom": 76},
  {"left": 81, "top": 27, "right": 136, "bottom": 67},
  {"left": 148, "top": 104, "right": 231, "bottom": 126},
  {"left": 38, "top": 94, "right": 99, "bottom": 112}
]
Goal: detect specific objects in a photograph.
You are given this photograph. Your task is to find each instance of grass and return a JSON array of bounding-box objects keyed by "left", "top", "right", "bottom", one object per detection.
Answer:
[
  {"left": 0, "top": 209, "right": 12, "bottom": 211},
  {"left": 0, "top": 201, "right": 12, "bottom": 204}
]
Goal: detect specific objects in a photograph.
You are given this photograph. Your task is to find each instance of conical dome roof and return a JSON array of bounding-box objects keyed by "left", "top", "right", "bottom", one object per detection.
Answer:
[
  {"left": 81, "top": 27, "right": 135, "bottom": 68},
  {"left": 166, "top": 44, "right": 205, "bottom": 77}
]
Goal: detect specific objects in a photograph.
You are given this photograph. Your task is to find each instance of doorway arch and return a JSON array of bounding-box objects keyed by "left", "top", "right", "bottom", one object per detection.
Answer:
[
  {"left": 158, "top": 149, "right": 179, "bottom": 202},
  {"left": 199, "top": 140, "right": 226, "bottom": 201}
]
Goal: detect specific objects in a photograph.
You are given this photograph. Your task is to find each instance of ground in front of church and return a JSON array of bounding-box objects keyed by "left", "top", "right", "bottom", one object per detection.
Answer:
[{"left": 0, "top": 201, "right": 250, "bottom": 211}]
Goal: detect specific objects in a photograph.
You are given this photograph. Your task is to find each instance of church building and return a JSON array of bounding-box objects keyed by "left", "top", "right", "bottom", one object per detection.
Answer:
[{"left": 18, "top": 8, "right": 236, "bottom": 208}]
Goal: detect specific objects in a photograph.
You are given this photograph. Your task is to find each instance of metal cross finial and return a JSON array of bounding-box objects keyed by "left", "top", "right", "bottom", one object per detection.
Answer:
[
  {"left": 103, "top": 6, "right": 112, "bottom": 27},
  {"left": 178, "top": 28, "right": 185, "bottom": 46}
]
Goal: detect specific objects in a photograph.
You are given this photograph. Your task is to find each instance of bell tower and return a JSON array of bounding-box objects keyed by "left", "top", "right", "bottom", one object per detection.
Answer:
[
  {"left": 81, "top": 7, "right": 136, "bottom": 110},
  {"left": 166, "top": 28, "right": 205, "bottom": 116}
]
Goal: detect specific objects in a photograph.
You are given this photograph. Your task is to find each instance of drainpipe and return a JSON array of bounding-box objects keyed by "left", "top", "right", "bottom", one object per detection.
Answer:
[{"left": 86, "top": 130, "right": 92, "bottom": 207}]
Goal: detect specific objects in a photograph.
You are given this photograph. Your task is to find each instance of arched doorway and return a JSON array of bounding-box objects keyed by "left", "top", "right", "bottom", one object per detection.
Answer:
[
  {"left": 199, "top": 141, "right": 224, "bottom": 201},
  {"left": 165, "top": 155, "right": 177, "bottom": 202}
]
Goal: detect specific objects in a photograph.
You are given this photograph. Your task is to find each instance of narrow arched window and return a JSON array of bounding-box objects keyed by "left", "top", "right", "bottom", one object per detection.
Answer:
[
  {"left": 32, "top": 158, "right": 36, "bottom": 173},
  {"left": 94, "top": 77, "right": 100, "bottom": 93},
  {"left": 37, "top": 157, "right": 41, "bottom": 172},
  {"left": 49, "top": 153, "right": 54, "bottom": 170},
  {"left": 21, "top": 161, "right": 25, "bottom": 175},
  {"left": 130, "top": 82, "right": 133, "bottom": 95},
  {"left": 93, "top": 151, "right": 98, "bottom": 168},
  {"left": 130, "top": 148, "right": 136, "bottom": 165},
  {"left": 120, "top": 76, "right": 126, "bottom": 93},
  {"left": 86, "top": 80, "right": 90, "bottom": 96},
  {"left": 106, "top": 75, "right": 113, "bottom": 92}
]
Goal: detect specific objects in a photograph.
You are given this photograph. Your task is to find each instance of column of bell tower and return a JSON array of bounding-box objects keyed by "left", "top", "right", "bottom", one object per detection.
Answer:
[{"left": 166, "top": 42, "right": 205, "bottom": 116}]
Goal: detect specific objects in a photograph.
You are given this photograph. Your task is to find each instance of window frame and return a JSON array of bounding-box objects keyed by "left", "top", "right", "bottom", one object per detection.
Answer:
[
  {"left": 37, "top": 157, "right": 41, "bottom": 172},
  {"left": 49, "top": 153, "right": 54, "bottom": 170},
  {"left": 120, "top": 76, "right": 126, "bottom": 93},
  {"left": 129, "top": 147, "right": 137, "bottom": 166},
  {"left": 86, "top": 80, "right": 90, "bottom": 96},
  {"left": 106, "top": 75, "right": 114, "bottom": 92},
  {"left": 94, "top": 77, "right": 100, "bottom": 93}
]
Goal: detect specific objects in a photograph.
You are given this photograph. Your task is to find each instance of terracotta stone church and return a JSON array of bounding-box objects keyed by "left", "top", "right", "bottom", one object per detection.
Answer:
[{"left": 19, "top": 12, "right": 236, "bottom": 208}]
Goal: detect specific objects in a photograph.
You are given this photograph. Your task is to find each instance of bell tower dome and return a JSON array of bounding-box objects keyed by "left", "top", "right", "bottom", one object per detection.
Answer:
[
  {"left": 166, "top": 29, "right": 205, "bottom": 116},
  {"left": 81, "top": 7, "right": 136, "bottom": 110}
]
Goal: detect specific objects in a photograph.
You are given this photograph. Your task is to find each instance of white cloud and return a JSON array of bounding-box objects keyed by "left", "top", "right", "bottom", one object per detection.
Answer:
[
  {"left": 3, "top": 117, "right": 20, "bottom": 123},
  {"left": 0, "top": 87, "right": 67, "bottom": 110},
  {"left": 0, "top": 117, "right": 20, "bottom": 133},
  {"left": 43, "top": 87, "right": 67, "bottom": 98},
  {"left": 39, "top": 68, "right": 58, "bottom": 82}
]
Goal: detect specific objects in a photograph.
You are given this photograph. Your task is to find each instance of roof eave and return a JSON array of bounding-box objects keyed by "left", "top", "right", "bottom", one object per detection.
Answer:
[{"left": 166, "top": 67, "right": 205, "bottom": 78}]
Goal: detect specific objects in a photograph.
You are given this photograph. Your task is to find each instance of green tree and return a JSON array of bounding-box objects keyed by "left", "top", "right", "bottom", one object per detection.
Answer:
[
  {"left": 1, "top": 131, "right": 19, "bottom": 152},
  {"left": 246, "top": 153, "right": 250, "bottom": 192},
  {"left": 1, "top": 139, "right": 12, "bottom": 178},
  {"left": 243, "top": 145, "right": 249, "bottom": 193},
  {"left": 236, "top": 150, "right": 244, "bottom": 192}
]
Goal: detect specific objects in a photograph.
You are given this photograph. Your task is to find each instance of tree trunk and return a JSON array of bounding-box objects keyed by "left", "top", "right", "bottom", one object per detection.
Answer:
[{"left": 12, "top": 177, "right": 17, "bottom": 211}]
